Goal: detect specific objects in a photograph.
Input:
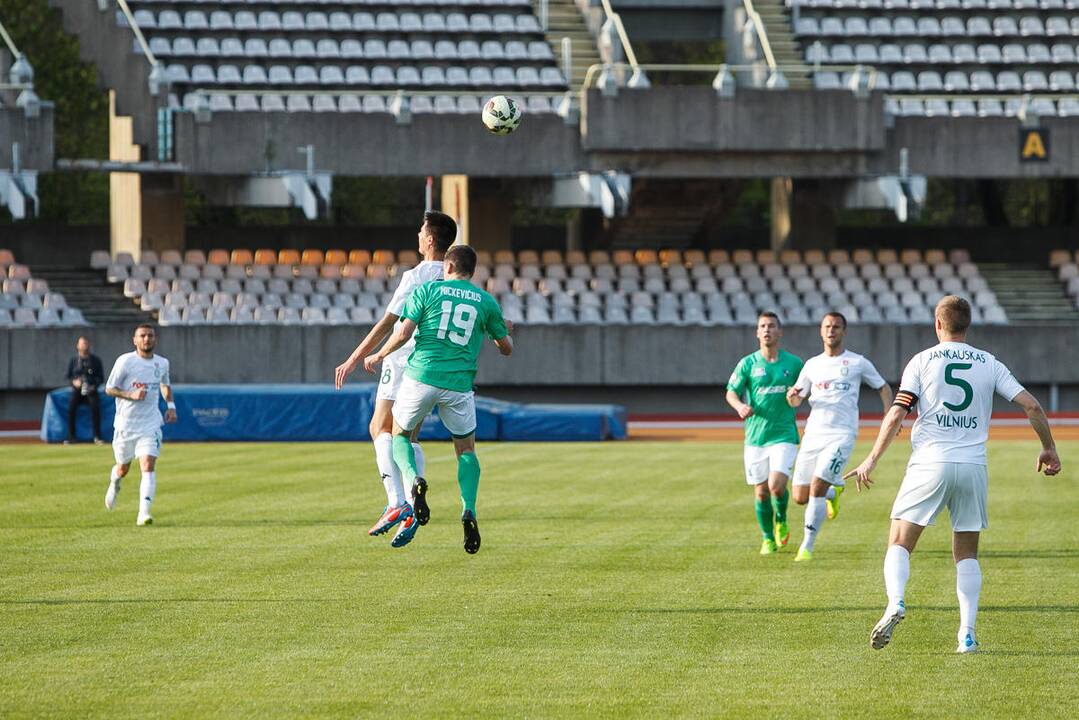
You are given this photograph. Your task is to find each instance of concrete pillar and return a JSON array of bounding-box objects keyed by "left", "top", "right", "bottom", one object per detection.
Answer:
[
  {"left": 109, "top": 91, "right": 142, "bottom": 261},
  {"left": 770, "top": 177, "right": 792, "bottom": 250},
  {"left": 441, "top": 174, "right": 469, "bottom": 244}
]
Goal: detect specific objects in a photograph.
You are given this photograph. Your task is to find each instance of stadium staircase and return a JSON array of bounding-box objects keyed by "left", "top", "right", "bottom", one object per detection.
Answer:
[
  {"left": 606, "top": 180, "right": 729, "bottom": 247},
  {"left": 755, "top": 0, "right": 812, "bottom": 90},
  {"left": 29, "top": 266, "right": 155, "bottom": 326},
  {"left": 542, "top": 0, "right": 600, "bottom": 91},
  {"left": 979, "top": 263, "right": 1079, "bottom": 324}
]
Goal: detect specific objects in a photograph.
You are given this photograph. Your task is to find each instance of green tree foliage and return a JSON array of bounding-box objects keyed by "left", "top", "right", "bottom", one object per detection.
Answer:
[{"left": 0, "top": 0, "right": 108, "bottom": 223}]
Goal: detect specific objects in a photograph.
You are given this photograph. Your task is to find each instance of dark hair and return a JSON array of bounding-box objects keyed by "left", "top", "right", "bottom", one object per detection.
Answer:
[
  {"left": 822, "top": 311, "right": 847, "bottom": 328},
  {"left": 445, "top": 245, "right": 477, "bottom": 278},
  {"left": 758, "top": 311, "right": 782, "bottom": 327},
  {"left": 423, "top": 211, "right": 458, "bottom": 253},
  {"left": 935, "top": 295, "right": 972, "bottom": 334},
  {"left": 133, "top": 323, "right": 156, "bottom": 335}
]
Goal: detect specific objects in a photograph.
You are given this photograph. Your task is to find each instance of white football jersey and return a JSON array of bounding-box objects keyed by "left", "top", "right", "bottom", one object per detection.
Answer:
[
  {"left": 794, "top": 350, "right": 887, "bottom": 439},
  {"left": 899, "top": 341, "right": 1024, "bottom": 465},
  {"left": 106, "top": 351, "right": 171, "bottom": 434},
  {"left": 385, "top": 260, "right": 444, "bottom": 358}
]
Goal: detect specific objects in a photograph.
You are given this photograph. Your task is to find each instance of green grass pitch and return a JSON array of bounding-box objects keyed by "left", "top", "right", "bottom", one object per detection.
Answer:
[{"left": 2, "top": 440, "right": 1076, "bottom": 718}]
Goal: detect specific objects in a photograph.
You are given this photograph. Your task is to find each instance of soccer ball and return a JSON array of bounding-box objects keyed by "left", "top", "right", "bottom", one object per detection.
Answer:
[{"left": 481, "top": 95, "right": 522, "bottom": 136}]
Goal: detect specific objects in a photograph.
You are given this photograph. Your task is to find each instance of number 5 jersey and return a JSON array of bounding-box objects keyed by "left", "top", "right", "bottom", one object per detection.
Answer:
[{"left": 895, "top": 341, "right": 1025, "bottom": 466}]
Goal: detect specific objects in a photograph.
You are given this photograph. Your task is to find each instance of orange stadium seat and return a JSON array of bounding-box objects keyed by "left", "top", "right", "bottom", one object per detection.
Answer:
[
  {"left": 324, "top": 249, "right": 347, "bottom": 265},
  {"left": 493, "top": 250, "right": 515, "bottom": 265},
  {"left": 348, "top": 249, "right": 371, "bottom": 265},
  {"left": 565, "top": 250, "right": 587, "bottom": 266},
  {"left": 184, "top": 250, "right": 207, "bottom": 266},
  {"left": 207, "top": 249, "right": 230, "bottom": 265},
  {"left": 518, "top": 250, "right": 540, "bottom": 265},
  {"left": 899, "top": 249, "right": 922, "bottom": 265},
  {"left": 372, "top": 250, "right": 395, "bottom": 265},
  {"left": 707, "top": 249, "right": 730, "bottom": 265},
  {"left": 683, "top": 250, "right": 705, "bottom": 266},
  {"left": 367, "top": 264, "right": 389, "bottom": 280},
  {"left": 659, "top": 249, "right": 682, "bottom": 266},
  {"left": 475, "top": 251, "right": 493, "bottom": 266},
  {"left": 230, "top": 249, "right": 254, "bottom": 265},
  {"left": 588, "top": 250, "right": 611, "bottom": 265},
  {"left": 1049, "top": 249, "right": 1073, "bottom": 268},
  {"left": 803, "top": 250, "right": 825, "bottom": 265},
  {"left": 278, "top": 249, "right": 301, "bottom": 265},
  {"left": 397, "top": 250, "right": 419, "bottom": 266},
  {"left": 827, "top": 249, "right": 850, "bottom": 264},
  {"left": 731, "top": 250, "right": 753, "bottom": 265},
  {"left": 320, "top": 264, "right": 342, "bottom": 279},
  {"left": 780, "top": 250, "right": 802, "bottom": 265},
  {"left": 541, "top": 250, "right": 563, "bottom": 265},
  {"left": 756, "top": 250, "right": 776, "bottom": 264},
  {"left": 254, "top": 249, "right": 276, "bottom": 265},
  {"left": 301, "top": 249, "right": 324, "bottom": 265},
  {"left": 0, "top": 249, "right": 14, "bottom": 266},
  {"left": 851, "top": 249, "right": 874, "bottom": 265},
  {"left": 635, "top": 249, "right": 659, "bottom": 266},
  {"left": 876, "top": 249, "right": 899, "bottom": 264},
  {"left": 612, "top": 250, "right": 634, "bottom": 266},
  {"left": 924, "top": 249, "right": 947, "bottom": 265}
]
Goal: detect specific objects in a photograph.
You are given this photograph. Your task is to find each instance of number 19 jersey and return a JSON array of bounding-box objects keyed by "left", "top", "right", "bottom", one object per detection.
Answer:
[
  {"left": 899, "top": 341, "right": 1024, "bottom": 466},
  {"left": 401, "top": 278, "right": 509, "bottom": 393}
]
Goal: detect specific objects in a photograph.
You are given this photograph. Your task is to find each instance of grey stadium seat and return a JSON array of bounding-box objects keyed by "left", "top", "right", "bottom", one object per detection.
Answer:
[
  {"left": 151, "top": 38, "right": 172, "bottom": 57},
  {"left": 371, "top": 65, "right": 395, "bottom": 85},
  {"left": 330, "top": 12, "right": 351, "bottom": 31},
  {"left": 235, "top": 12, "right": 256, "bottom": 31},
  {"left": 317, "top": 40, "right": 340, "bottom": 59},
  {"left": 412, "top": 40, "right": 434, "bottom": 60},
  {"left": 262, "top": 95, "right": 286, "bottom": 111},
  {"left": 257, "top": 11, "right": 281, "bottom": 31},
  {"left": 293, "top": 40, "right": 317, "bottom": 59},
  {"left": 376, "top": 12, "right": 400, "bottom": 31},
  {"left": 470, "top": 13, "right": 493, "bottom": 32},
  {"left": 160, "top": 10, "right": 182, "bottom": 29},
  {"left": 422, "top": 66, "right": 447, "bottom": 86},
  {"left": 353, "top": 12, "right": 375, "bottom": 31},
  {"left": 435, "top": 40, "right": 458, "bottom": 59},
  {"left": 388, "top": 40, "right": 410, "bottom": 59},
  {"left": 365, "top": 39, "right": 387, "bottom": 59},
  {"left": 196, "top": 38, "right": 219, "bottom": 57},
  {"left": 282, "top": 11, "right": 304, "bottom": 31},
  {"left": 306, "top": 12, "right": 329, "bottom": 31},
  {"left": 242, "top": 39, "right": 266, "bottom": 58},
  {"left": 424, "top": 13, "right": 447, "bottom": 32},
  {"left": 269, "top": 66, "right": 294, "bottom": 84},
  {"left": 458, "top": 40, "right": 481, "bottom": 60},
  {"left": 339, "top": 95, "right": 362, "bottom": 112},
  {"left": 295, "top": 66, "right": 318, "bottom": 84},
  {"left": 269, "top": 39, "right": 292, "bottom": 58},
  {"left": 173, "top": 38, "right": 195, "bottom": 56},
  {"left": 341, "top": 40, "right": 362, "bottom": 59},
  {"left": 879, "top": 43, "right": 903, "bottom": 62},
  {"left": 346, "top": 66, "right": 370, "bottom": 85}
]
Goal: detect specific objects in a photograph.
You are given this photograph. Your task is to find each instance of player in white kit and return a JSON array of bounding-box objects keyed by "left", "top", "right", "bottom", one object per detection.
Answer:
[
  {"left": 786, "top": 312, "right": 892, "bottom": 561},
  {"left": 845, "top": 296, "right": 1060, "bottom": 653},
  {"left": 104, "top": 324, "right": 177, "bottom": 525},
  {"left": 334, "top": 211, "right": 457, "bottom": 548}
]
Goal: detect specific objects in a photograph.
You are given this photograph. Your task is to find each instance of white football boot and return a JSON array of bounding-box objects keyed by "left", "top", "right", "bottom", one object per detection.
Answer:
[
  {"left": 956, "top": 629, "right": 979, "bottom": 654},
  {"left": 136, "top": 511, "right": 153, "bottom": 526},
  {"left": 105, "top": 476, "right": 121, "bottom": 511},
  {"left": 870, "top": 600, "right": 906, "bottom": 650}
]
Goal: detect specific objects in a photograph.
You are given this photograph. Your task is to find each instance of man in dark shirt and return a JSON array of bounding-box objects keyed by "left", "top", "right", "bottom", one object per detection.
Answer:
[{"left": 66, "top": 336, "right": 105, "bottom": 444}]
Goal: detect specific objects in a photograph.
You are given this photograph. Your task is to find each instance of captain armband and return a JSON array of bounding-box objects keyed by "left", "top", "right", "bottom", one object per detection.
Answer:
[{"left": 893, "top": 390, "right": 918, "bottom": 413}]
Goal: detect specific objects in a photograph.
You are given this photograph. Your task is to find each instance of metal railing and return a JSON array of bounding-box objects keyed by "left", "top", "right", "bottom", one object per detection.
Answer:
[
  {"left": 741, "top": 0, "right": 778, "bottom": 72},
  {"left": 0, "top": 16, "right": 41, "bottom": 116},
  {"left": 112, "top": 0, "right": 171, "bottom": 95},
  {"left": 596, "top": 0, "right": 647, "bottom": 88}
]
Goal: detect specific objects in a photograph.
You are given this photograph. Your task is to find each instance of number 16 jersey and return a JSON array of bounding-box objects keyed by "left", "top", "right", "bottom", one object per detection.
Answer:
[
  {"left": 899, "top": 341, "right": 1024, "bottom": 466},
  {"left": 401, "top": 278, "right": 509, "bottom": 393}
]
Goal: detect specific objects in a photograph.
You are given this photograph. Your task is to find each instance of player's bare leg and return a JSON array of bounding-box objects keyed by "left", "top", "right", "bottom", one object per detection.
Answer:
[
  {"left": 796, "top": 477, "right": 832, "bottom": 561},
  {"left": 105, "top": 461, "right": 130, "bottom": 510},
  {"left": 136, "top": 455, "right": 157, "bottom": 526},
  {"left": 953, "top": 531, "right": 982, "bottom": 653},
  {"left": 872, "top": 520, "right": 926, "bottom": 649},
  {"left": 768, "top": 471, "right": 791, "bottom": 547},
  {"left": 453, "top": 433, "right": 481, "bottom": 554}
]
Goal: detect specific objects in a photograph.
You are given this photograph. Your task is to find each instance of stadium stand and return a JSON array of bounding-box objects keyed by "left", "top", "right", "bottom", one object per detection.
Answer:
[
  {"left": 1054, "top": 251, "right": 1079, "bottom": 310},
  {"left": 788, "top": 0, "right": 1079, "bottom": 116},
  {"left": 0, "top": 250, "right": 88, "bottom": 328},
  {"left": 117, "top": 0, "right": 569, "bottom": 113},
  {"left": 95, "top": 247, "right": 1009, "bottom": 326}
]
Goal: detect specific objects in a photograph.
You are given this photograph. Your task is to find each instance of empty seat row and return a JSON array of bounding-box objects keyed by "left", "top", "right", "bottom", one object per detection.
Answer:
[
  {"left": 816, "top": 69, "right": 1079, "bottom": 93},
  {"left": 0, "top": 291, "right": 69, "bottom": 310},
  {"left": 2, "top": 277, "right": 50, "bottom": 295},
  {"left": 883, "top": 95, "right": 1077, "bottom": 116},
  {"left": 178, "top": 91, "right": 556, "bottom": 113},
  {"left": 126, "top": 9, "right": 543, "bottom": 34},
  {"left": 166, "top": 62, "right": 566, "bottom": 87},
  {"left": 807, "top": 41, "right": 1079, "bottom": 64},
  {"left": 1049, "top": 249, "right": 1079, "bottom": 266},
  {"left": 145, "top": 36, "right": 554, "bottom": 61},
  {"left": 796, "top": 15, "right": 1078, "bottom": 38},
  {"left": 158, "top": 305, "right": 378, "bottom": 326},
  {"left": 0, "top": 308, "right": 89, "bottom": 327},
  {"left": 124, "top": 277, "right": 397, "bottom": 297},
  {"left": 94, "top": 247, "right": 418, "bottom": 267},
  {"left": 788, "top": 0, "right": 1079, "bottom": 10},
  {"left": 129, "top": 0, "right": 533, "bottom": 7}
]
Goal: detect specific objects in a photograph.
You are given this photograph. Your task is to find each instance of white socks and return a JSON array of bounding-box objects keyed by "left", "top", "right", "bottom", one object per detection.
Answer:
[
  {"left": 825, "top": 485, "right": 836, "bottom": 501},
  {"left": 956, "top": 558, "right": 982, "bottom": 640},
  {"left": 801, "top": 496, "right": 828, "bottom": 552},
  {"left": 374, "top": 433, "right": 405, "bottom": 506},
  {"left": 110, "top": 467, "right": 121, "bottom": 484},
  {"left": 412, "top": 443, "right": 425, "bottom": 477},
  {"left": 884, "top": 545, "right": 911, "bottom": 609},
  {"left": 139, "top": 471, "right": 156, "bottom": 516}
]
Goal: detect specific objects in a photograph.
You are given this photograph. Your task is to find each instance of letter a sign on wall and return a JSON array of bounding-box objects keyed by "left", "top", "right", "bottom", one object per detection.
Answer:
[{"left": 1019, "top": 128, "right": 1049, "bottom": 162}]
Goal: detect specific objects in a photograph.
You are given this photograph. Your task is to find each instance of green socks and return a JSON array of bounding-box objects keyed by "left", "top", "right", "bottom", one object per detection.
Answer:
[
  {"left": 771, "top": 489, "right": 790, "bottom": 525},
  {"left": 457, "top": 452, "right": 481, "bottom": 514},
  {"left": 755, "top": 499, "right": 775, "bottom": 541},
  {"left": 391, "top": 434, "right": 418, "bottom": 485}
]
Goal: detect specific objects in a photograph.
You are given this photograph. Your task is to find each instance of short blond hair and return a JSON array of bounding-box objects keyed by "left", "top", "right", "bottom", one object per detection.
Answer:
[{"left": 935, "top": 295, "right": 971, "bottom": 334}]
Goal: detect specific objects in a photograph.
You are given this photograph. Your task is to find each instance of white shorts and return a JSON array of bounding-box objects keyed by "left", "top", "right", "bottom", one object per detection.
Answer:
[
  {"left": 793, "top": 435, "right": 856, "bottom": 487},
  {"left": 743, "top": 443, "right": 799, "bottom": 485},
  {"left": 890, "top": 462, "right": 989, "bottom": 532},
  {"left": 112, "top": 429, "right": 162, "bottom": 464},
  {"left": 375, "top": 350, "right": 408, "bottom": 402},
  {"left": 392, "top": 376, "right": 477, "bottom": 437}
]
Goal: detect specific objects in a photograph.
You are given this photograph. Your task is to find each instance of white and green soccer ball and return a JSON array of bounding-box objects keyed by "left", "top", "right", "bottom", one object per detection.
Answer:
[{"left": 481, "top": 95, "right": 522, "bottom": 136}]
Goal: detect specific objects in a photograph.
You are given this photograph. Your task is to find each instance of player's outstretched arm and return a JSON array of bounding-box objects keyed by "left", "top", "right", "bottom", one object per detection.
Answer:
[
  {"left": 335, "top": 313, "right": 399, "bottom": 389},
  {"left": 844, "top": 405, "right": 907, "bottom": 491},
  {"left": 725, "top": 390, "right": 753, "bottom": 419},
  {"left": 364, "top": 320, "right": 417, "bottom": 373},
  {"left": 1012, "top": 390, "right": 1062, "bottom": 476},
  {"left": 161, "top": 385, "right": 177, "bottom": 423}
]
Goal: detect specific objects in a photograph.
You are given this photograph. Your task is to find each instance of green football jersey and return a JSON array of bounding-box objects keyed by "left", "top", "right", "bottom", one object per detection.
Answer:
[
  {"left": 727, "top": 349, "right": 803, "bottom": 447},
  {"left": 401, "top": 279, "right": 509, "bottom": 393}
]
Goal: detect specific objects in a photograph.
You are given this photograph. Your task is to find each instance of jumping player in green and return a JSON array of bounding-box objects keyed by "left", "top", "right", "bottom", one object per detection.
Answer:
[
  {"left": 364, "top": 245, "right": 513, "bottom": 553},
  {"left": 725, "top": 311, "right": 804, "bottom": 555}
]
